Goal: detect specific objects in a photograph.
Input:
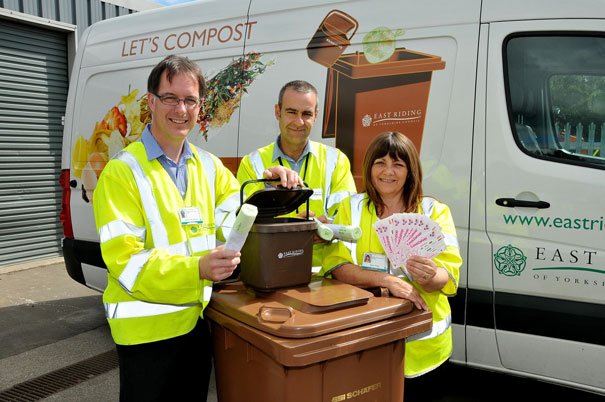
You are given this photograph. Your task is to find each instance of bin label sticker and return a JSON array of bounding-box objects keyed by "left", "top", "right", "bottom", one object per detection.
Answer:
[{"left": 278, "top": 249, "right": 305, "bottom": 259}]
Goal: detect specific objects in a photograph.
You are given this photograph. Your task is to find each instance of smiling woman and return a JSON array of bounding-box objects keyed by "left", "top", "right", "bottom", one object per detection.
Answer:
[{"left": 320, "top": 131, "right": 462, "bottom": 400}]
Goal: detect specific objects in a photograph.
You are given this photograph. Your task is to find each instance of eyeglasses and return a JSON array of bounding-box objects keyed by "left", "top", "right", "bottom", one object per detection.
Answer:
[{"left": 153, "top": 93, "right": 201, "bottom": 109}]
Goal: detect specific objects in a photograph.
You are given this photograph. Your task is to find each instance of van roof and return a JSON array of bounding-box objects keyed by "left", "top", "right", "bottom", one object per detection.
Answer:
[
  {"left": 77, "top": 0, "right": 604, "bottom": 69},
  {"left": 481, "top": 0, "right": 605, "bottom": 23}
]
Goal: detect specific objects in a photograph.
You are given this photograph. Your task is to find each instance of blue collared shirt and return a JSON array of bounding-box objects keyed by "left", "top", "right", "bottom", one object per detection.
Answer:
[
  {"left": 272, "top": 135, "right": 317, "bottom": 176},
  {"left": 140, "top": 125, "right": 193, "bottom": 199}
]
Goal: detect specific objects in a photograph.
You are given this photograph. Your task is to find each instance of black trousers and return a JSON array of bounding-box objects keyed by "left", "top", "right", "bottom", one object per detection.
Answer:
[
  {"left": 116, "top": 318, "right": 212, "bottom": 402},
  {"left": 403, "top": 361, "right": 450, "bottom": 402}
]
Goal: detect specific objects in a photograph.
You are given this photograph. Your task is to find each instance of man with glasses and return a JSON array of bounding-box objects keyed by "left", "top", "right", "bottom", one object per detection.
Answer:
[{"left": 93, "top": 54, "right": 300, "bottom": 401}]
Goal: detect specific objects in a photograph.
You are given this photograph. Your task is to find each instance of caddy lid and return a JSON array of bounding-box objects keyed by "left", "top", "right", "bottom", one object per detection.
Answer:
[{"left": 240, "top": 179, "right": 314, "bottom": 219}]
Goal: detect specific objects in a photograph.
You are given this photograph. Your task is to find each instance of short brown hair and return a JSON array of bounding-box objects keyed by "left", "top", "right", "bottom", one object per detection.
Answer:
[
  {"left": 147, "top": 54, "right": 207, "bottom": 99},
  {"left": 277, "top": 80, "right": 318, "bottom": 110},
  {"left": 362, "top": 131, "right": 423, "bottom": 214}
]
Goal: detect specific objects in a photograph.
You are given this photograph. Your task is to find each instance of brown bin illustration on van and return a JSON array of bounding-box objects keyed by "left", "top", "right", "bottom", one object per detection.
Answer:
[{"left": 307, "top": 11, "right": 445, "bottom": 190}]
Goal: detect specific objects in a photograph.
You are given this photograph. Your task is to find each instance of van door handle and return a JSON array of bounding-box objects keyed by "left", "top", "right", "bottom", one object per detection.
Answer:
[{"left": 495, "top": 198, "right": 550, "bottom": 209}]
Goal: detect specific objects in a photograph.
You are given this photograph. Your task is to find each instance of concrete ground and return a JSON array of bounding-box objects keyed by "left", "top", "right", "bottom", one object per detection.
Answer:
[{"left": 0, "top": 258, "right": 218, "bottom": 402}]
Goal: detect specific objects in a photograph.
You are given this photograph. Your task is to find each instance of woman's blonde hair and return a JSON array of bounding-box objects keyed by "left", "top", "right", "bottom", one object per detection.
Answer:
[{"left": 362, "top": 131, "right": 423, "bottom": 214}]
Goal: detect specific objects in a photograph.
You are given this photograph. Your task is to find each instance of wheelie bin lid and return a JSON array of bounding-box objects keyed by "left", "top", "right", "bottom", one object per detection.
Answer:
[{"left": 208, "top": 277, "right": 415, "bottom": 338}]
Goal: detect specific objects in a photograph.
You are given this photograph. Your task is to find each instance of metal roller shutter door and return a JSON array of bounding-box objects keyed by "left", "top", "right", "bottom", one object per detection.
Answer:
[{"left": 0, "top": 19, "right": 67, "bottom": 265}]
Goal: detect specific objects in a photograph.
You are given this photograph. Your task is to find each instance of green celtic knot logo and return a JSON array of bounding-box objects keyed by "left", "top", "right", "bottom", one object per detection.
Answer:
[{"left": 494, "top": 244, "right": 527, "bottom": 276}]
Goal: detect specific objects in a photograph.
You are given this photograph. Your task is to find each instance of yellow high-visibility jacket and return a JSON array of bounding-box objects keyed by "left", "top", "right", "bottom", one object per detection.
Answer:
[
  {"left": 321, "top": 193, "right": 462, "bottom": 377},
  {"left": 237, "top": 140, "right": 356, "bottom": 266},
  {"left": 93, "top": 141, "right": 239, "bottom": 345}
]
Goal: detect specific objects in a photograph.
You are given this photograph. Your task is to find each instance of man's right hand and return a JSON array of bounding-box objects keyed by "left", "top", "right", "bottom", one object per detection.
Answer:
[
  {"left": 199, "top": 245, "right": 241, "bottom": 282},
  {"left": 263, "top": 166, "right": 303, "bottom": 189}
]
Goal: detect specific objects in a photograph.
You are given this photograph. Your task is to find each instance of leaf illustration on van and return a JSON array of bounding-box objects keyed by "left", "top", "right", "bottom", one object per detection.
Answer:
[{"left": 198, "top": 52, "right": 273, "bottom": 140}]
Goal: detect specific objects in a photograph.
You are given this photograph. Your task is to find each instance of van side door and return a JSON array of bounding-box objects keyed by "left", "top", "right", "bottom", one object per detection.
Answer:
[{"left": 485, "top": 20, "right": 605, "bottom": 391}]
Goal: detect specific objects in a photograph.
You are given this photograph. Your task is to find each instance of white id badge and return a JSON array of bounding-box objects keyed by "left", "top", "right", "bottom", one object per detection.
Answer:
[
  {"left": 361, "top": 252, "right": 389, "bottom": 272},
  {"left": 179, "top": 207, "right": 203, "bottom": 225}
]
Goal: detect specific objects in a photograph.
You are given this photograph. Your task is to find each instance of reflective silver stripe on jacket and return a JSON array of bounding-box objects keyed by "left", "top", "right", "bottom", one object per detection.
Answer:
[
  {"left": 166, "top": 241, "right": 189, "bottom": 256},
  {"left": 406, "top": 313, "right": 451, "bottom": 342},
  {"left": 322, "top": 145, "right": 339, "bottom": 217},
  {"left": 163, "top": 236, "right": 216, "bottom": 256},
  {"left": 326, "top": 189, "right": 352, "bottom": 217},
  {"left": 190, "top": 234, "right": 216, "bottom": 254},
  {"left": 116, "top": 151, "right": 169, "bottom": 248},
  {"left": 421, "top": 197, "right": 435, "bottom": 217},
  {"left": 343, "top": 193, "right": 366, "bottom": 265},
  {"left": 99, "top": 220, "right": 146, "bottom": 244},
  {"left": 105, "top": 300, "right": 196, "bottom": 319},
  {"left": 196, "top": 146, "right": 237, "bottom": 238},
  {"left": 215, "top": 194, "right": 239, "bottom": 240},
  {"left": 119, "top": 249, "right": 152, "bottom": 291},
  {"left": 248, "top": 150, "right": 265, "bottom": 179},
  {"left": 443, "top": 232, "right": 459, "bottom": 249},
  {"left": 197, "top": 148, "right": 216, "bottom": 207}
]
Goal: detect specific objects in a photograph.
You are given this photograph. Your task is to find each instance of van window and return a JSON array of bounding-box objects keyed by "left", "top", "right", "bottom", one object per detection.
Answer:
[{"left": 505, "top": 35, "right": 605, "bottom": 169}]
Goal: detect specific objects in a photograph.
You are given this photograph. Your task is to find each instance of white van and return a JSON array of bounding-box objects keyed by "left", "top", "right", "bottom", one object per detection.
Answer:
[{"left": 59, "top": 0, "right": 605, "bottom": 395}]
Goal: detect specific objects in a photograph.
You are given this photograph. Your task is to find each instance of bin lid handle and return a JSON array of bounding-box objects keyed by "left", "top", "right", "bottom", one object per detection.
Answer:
[{"left": 258, "top": 305, "right": 294, "bottom": 323}]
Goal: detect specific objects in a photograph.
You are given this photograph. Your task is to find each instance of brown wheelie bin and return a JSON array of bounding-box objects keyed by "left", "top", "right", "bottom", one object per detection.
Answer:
[{"left": 206, "top": 277, "right": 432, "bottom": 402}]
